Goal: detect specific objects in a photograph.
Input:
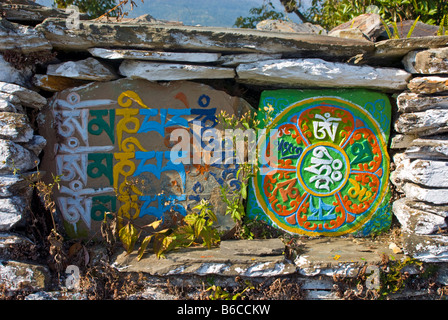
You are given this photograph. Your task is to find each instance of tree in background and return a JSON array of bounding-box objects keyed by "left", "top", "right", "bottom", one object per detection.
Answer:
[
  {"left": 234, "top": 1, "right": 286, "bottom": 28},
  {"left": 54, "top": 0, "right": 143, "bottom": 19},
  {"left": 236, "top": 0, "right": 448, "bottom": 30}
]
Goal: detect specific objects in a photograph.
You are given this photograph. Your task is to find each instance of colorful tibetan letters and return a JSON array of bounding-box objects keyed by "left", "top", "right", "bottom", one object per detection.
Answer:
[{"left": 247, "top": 89, "right": 392, "bottom": 236}]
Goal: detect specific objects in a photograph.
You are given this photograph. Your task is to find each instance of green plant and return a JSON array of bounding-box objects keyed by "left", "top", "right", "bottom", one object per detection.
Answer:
[
  {"left": 54, "top": 0, "right": 144, "bottom": 19},
  {"left": 206, "top": 281, "right": 254, "bottom": 300},
  {"left": 380, "top": 15, "right": 420, "bottom": 39},
  {"left": 116, "top": 198, "right": 220, "bottom": 260}
]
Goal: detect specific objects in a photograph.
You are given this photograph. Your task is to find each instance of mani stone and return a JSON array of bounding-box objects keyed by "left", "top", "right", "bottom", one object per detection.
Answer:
[
  {"left": 46, "top": 58, "right": 119, "bottom": 82},
  {"left": 403, "top": 47, "right": 448, "bottom": 74},
  {"left": 236, "top": 58, "right": 411, "bottom": 91},
  {"left": 119, "top": 60, "right": 235, "bottom": 81},
  {"left": 408, "top": 76, "right": 448, "bottom": 94},
  {"left": 246, "top": 89, "right": 392, "bottom": 237},
  {"left": 88, "top": 48, "right": 221, "bottom": 63},
  {"left": 38, "top": 78, "right": 252, "bottom": 238}
]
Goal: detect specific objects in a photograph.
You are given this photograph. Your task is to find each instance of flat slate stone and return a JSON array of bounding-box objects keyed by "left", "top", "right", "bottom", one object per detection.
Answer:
[
  {"left": 35, "top": 18, "right": 373, "bottom": 59},
  {"left": 408, "top": 76, "right": 448, "bottom": 94},
  {"left": 403, "top": 47, "right": 448, "bottom": 74},
  {"left": 119, "top": 60, "right": 235, "bottom": 81},
  {"left": 113, "top": 239, "right": 295, "bottom": 277},
  {"left": 0, "top": 81, "right": 47, "bottom": 109},
  {"left": 236, "top": 58, "right": 410, "bottom": 91},
  {"left": 0, "top": 18, "right": 52, "bottom": 53},
  {"left": 89, "top": 48, "right": 221, "bottom": 63},
  {"left": 46, "top": 58, "right": 119, "bottom": 82},
  {"left": 397, "top": 92, "right": 448, "bottom": 113}
]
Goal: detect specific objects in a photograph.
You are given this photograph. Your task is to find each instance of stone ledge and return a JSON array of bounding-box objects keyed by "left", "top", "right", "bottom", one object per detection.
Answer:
[{"left": 113, "top": 238, "right": 402, "bottom": 278}]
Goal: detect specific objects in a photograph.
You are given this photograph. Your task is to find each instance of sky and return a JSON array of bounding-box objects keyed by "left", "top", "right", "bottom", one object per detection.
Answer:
[{"left": 35, "top": 0, "right": 312, "bottom": 27}]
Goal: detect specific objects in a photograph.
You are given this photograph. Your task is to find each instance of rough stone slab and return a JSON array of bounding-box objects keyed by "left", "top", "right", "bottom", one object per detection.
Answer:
[
  {"left": 394, "top": 108, "right": 448, "bottom": 136},
  {"left": 390, "top": 133, "right": 417, "bottom": 149},
  {"left": 408, "top": 76, "right": 448, "bottom": 94},
  {"left": 0, "top": 3, "right": 89, "bottom": 23},
  {"left": 0, "top": 112, "right": 33, "bottom": 142},
  {"left": 256, "top": 19, "right": 328, "bottom": 35},
  {"left": 217, "top": 53, "right": 282, "bottom": 66},
  {"left": 401, "top": 232, "right": 448, "bottom": 263},
  {"left": 0, "top": 81, "right": 47, "bottom": 109},
  {"left": 0, "top": 172, "right": 35, "bottom": 197},
  {"left": 294, "top": 237, "right": 401, "bottom": 277},
  {"left": 20, "top": 135, "right": 47, "bottom": 156},
  {"left": 403, "top": 47, "right": 448, "bottom": 74},
  {"left": 328, "top": 28, "right": 369, "bottom": 41},
  {"left": 393, "top": 158, "right": 448, "bottom": 188},
  {"left": 371, "top": 36, "right": 448, "bottom": 63},
  {"left": 35, "top": 18, "right": 373, "bottom": 59},
  {"left": 405, "top": 135, "right": 448, "bottom": 160},
  {"left": 393, "top": 198, "right": 447, "bottom": 235},
  {"left": 119, "top": 60, "right": 235, "bottom": 81},
  {"left": 397, "top": 92, "right": 448, "bottom": 113},
  {"left": 0, "top": 260, "right": 50, "bottom": 292},
  {"left": 32, "top": 74, "right": 90, "bottom": 92},
  {"left": 0, "top": 139, "right": 39, "bottom": 174},
  {"left": 46, "top": 58, "right": 119, "bottom": 81},
  {"left": 0, "top": 196, "right": 29, "bottom": 231},
  {"left": 0, "top": 232, "right": 34, "bottom": 260},
  {"left": 402, "top": 182, "right": 448, "bottom": 205},
  {"left": 236, "top": 58, "right": 410, "bottom": 91},
  {"left": 88, "top": 48, "right": 221, "bottom": 63},
  {"left": 113, "top": 239, "right": 295, "bottom": 277},
  {"left": 0, "top": 54, "right": 32, "bottom": 87},
  {"left": 0, "top": 18, "right": 52, "bottom": 53},
  {"left": 329, "top": 13, "right": 383, "bottom": 41}
]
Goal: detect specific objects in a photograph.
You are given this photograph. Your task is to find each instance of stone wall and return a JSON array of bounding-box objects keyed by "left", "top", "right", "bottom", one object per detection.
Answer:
[{"left": 1, "top": 3, "right": 448, "bottom": 298}]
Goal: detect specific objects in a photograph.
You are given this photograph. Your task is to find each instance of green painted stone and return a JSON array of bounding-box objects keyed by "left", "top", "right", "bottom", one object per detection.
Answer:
[{"left": 247, "top": 89, "right": 392, "bottom": 236}]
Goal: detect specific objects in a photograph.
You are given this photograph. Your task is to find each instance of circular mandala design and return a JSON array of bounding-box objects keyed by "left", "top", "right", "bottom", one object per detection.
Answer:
[{"left": 254, "top": 97, "right": 389, "bottom": 236}]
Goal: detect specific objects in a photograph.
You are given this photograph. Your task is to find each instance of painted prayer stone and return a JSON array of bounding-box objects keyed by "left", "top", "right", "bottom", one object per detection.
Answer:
[
  {"left": 39, "top": 79, "right": 252, "bottom": 238},
  {"left": 247, "top": 89, "right": 392, "bottom": 236}
]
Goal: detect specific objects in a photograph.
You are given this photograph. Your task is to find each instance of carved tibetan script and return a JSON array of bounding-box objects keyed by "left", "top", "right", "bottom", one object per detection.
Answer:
[{"left": 247, "top": 89, "right": 392, "bottom": 236}]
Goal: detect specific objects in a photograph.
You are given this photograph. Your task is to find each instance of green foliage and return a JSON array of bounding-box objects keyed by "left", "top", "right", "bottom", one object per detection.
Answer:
[
  {"left": 54, "top": 0, "right": 117, "bottom": 18},
  {"left": 306, "top": 0, "right": 448, "bottom": 30},
  {"left": 116, "top": 199, "right": 220, "bottom": 260},
  {"left": 234, "top": 0, "right": 285, "bottom": 28}
]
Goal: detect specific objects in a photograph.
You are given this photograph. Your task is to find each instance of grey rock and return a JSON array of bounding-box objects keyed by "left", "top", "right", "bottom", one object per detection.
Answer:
[
  {"left": 393, "top": 198, "right": 447, "bottom": 235},
  {"left": 88, "top": 48, "right": 221, "bottom": 63},
  {"left": 330, "top": 13, "right": 383, "bottom": 41},
  {"left": 0, "top": 260, "right": 50, "bottom": 292},
  {"left": 401, "top": 232, "right": 448, "bottom": 263},
  {"left": 329, "top": 28, "right": 370, "bottom": 41},
  {"left": 403, "top": 47, "right": 448, "bottom": 74},
  {"left": 408, "top": 76, "right": 448, "bottom": 94},
  {"left": 119, "top": 60, "right": 235, "bottom": 81},
  {"left": 0, "top": 81, "right": 46, "bottom": 109},
  {"left": 0, "top": 54, "right": 33, "bottom": 87},
  {"left": 20, "top": 135, "right": 47, "bottom": 156},
  {"left": 0, "top": 18, "right": 52, "bottom": 53},
  {"left": 46, "top": 58, "right": 119, "bottom": 81},
  {"left": 236, "top": 58, "right": 411, "bottom": 91},
  {"left": 218, "top": 53, "right": 282, "bottom": 66},
  {"left": 256, "top": 19, "right": 327, "bottom": 35},
  {"left": 0, "top": 139, "right": 39, "bottom": 174},
  {"left": 0, "top": 196, "right": 29, "bottom": 231},
  {"left": 394, "top": 158, "right": 448, "bottom": 188},
  {"left": 0, "top": 112, "right": 33, "bottom": 142},
  {"left": 405, "top": 135, "right": 448, "bottom": 160},
  {"left": 402, "top": 182, "right": 448, "bottom": 205},
  {"left": 395, "top": 108, "right": 448, "bottom": 136},
  {"left": 0, "top": 172, "right": 36, "bottom": 197},
  {"left": 390, "top": 133, "right": 417, "bottom": 149},
  {"left": 36, "top": 18, "right": 373, "bottom": 59},
  {"left": 397, "top": 92, "right": 448, "bottom": 113}
]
